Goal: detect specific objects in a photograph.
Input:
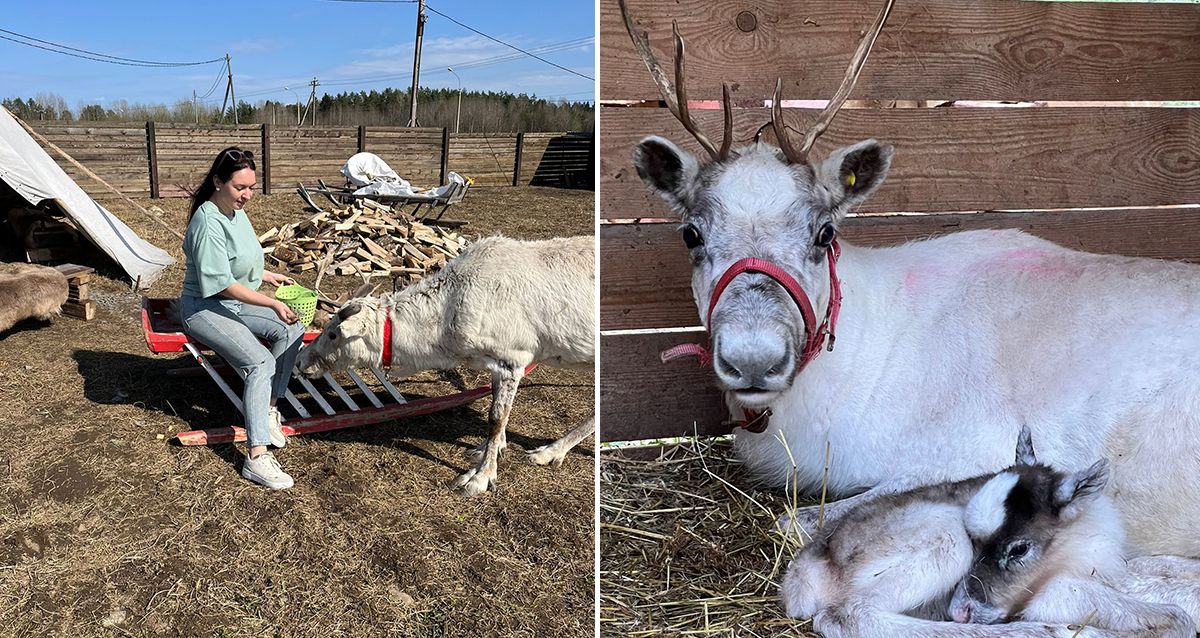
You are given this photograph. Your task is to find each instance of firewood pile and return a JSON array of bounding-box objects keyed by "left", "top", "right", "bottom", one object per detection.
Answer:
[{"left": 258, "top": 198, "right": 468, "bottom": 285}]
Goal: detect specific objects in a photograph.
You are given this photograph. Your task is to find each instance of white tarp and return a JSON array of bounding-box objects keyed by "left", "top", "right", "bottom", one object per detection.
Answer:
[
  {"left": 0, "top": 106, "right": 174, "bottom": 286},
  {"left": 341, "top": 153, "right": 467, "bottom": 200}
]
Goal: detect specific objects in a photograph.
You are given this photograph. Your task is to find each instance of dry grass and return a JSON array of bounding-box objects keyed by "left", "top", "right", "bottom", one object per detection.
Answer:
[
  {"left": 599, "top": 438, "right": 821, "bottom": 638},
  {"left": 0, "top": 186, "right": 596, "bottom": 638}
]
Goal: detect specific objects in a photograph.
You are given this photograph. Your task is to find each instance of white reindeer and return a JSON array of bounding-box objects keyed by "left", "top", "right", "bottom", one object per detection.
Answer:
[
  {"left": 296, "top": 235, "right": 596, "bottom": 496},
  {"left": 783, "top": 430, "right": 1200, "bottom": 638},
  {"left": 622, "top": 0, "right": 1200, "bottom": 556}
]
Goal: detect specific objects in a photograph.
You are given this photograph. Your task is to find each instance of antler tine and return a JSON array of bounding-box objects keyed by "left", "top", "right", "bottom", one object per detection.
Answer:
[
  {"left": 798, "top": 0, "right": 895, "bottom": 156},
  {"left": 773, "top": 79, "right": 806, "bottom": 164},
  {"left": 719, "top": 82, "right": 733, "bottom": 160},
  {"left": 618, "top": 0, "right": 723, "bottom": 161}
]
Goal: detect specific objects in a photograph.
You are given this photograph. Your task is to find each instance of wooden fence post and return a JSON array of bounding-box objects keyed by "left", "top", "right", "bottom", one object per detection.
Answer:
[
  {"left": 587, "top": 133, "right": 596, "bottom": 190},
  {"left": 512, "top": 132, "right": 525, "bottom": 187},
  {"left": 440, "top": 127, "right": 450, "bottom": 185},
  {"left": 261, "top": 123, "right": 272, "bottom": 195},
  {"left": 145, "top": 121, "right": 159, "bottom": 199},
  {"left": 358, "top": 125, "right": 366, "bottom": 154}
]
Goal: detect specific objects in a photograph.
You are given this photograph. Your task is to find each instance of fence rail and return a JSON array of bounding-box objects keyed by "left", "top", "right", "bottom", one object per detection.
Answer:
[{"left": 23, "top": 122, "right": 595, "bottom": 198}]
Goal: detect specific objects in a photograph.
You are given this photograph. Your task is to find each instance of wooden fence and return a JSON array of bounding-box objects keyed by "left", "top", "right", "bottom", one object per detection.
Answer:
[
  {"left": 25, "top": 123, "right": 595, "bottom": 198},
  {"left": 599, "top": 0, "right": 1200, "bottom": 442}
]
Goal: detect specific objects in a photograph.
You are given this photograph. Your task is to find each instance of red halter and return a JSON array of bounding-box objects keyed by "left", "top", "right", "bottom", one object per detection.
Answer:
[
  {"left": 380, "top": 306, "right": 393, "bottom": 368},
  {"left": 661, "top": 239, "right": 843, "bottom": 433}
]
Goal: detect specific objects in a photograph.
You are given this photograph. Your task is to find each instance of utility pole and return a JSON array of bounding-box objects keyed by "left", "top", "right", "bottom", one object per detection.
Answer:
[
  {"left": 192, "top": 90, "right": 198, "bottom": 124},
  {"left": 228, "top": 54, "right": 238, "bottom": 125},
  {"left": 219, "top": 55, "right": 231, "bottom": 123},
  {"left": 302, "top": 78, "right": 319, "bottom": 127},
  {"left": 407, "top": 0, "right": 426, "bottom": 127}
]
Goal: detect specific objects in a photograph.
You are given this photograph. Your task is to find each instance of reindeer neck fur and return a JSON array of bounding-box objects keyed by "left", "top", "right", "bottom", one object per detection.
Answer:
[{"left": 381, "top": 269, "right": 458, "bottom": 372}]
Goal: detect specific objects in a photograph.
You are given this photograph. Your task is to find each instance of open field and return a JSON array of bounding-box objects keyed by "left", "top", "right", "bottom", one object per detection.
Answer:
[{"left": 0, "top": 186, "right": 596, "bottom": 638}]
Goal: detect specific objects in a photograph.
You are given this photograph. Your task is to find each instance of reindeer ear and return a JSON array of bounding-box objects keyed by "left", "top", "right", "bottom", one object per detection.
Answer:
[
  {"left": 337, "top": 302, "right": 363, "bottom": 322},
  {"left": 816, "top": 139, "right": 892, "bottom": 217},
  {"left": 1054, "top": 459, "right": 1110, "bottom": 519},
  {"left": 1014, "top": 425, "right": 1037, "bottom": 466},
  {"left": 633, "top": 136, "right": 701, "bottom": 211}
]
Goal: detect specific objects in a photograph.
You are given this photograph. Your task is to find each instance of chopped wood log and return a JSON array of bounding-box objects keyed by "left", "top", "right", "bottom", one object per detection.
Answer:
[{"left": 257, "top": 199, "right": 470, "bottom": 287}]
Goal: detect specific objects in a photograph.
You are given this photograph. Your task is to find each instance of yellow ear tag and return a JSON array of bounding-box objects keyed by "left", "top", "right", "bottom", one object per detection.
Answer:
[{"left": 844, "top": 171, "right": 857, "bottom": 188}]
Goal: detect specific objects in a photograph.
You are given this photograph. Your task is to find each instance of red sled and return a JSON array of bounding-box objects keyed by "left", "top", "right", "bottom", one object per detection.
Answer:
[{"left": 141, "top": 297, "right": 496, "bottom": 446}]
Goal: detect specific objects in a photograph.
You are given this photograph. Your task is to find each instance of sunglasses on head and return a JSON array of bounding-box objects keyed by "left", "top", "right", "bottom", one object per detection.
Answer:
[{"left": 224, "top": 149, "right": 254, "bottom": 163}]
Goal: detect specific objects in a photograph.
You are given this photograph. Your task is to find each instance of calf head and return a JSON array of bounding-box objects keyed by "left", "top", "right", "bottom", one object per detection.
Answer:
[
  {"left": 948, "top": 460, "right": 1112, "bottom": 624},
  {"left": 297, "top": 297, "right": 385, "bottom": 377},
  {"left": 623, "top": 0, "right": 895, "bottom": 407}
]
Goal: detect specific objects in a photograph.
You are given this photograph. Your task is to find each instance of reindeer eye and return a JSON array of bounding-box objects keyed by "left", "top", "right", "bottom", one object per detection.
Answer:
[
  {"left": 329, "top": 328, "right": 339, "bottom": 341},
  {"left": 681, "top": 225, "right": 704, "bottom": 249},
  {"left": 815, "top": 223, "right": 836, "bottom": 248},
  {"left": 1005, "top": 540, "right": 1031, "bottom": 563}
]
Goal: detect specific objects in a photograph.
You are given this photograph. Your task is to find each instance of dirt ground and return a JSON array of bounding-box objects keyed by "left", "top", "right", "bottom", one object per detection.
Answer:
[{"left": 0, "top": 186, "right": 596, "bottom": 637}]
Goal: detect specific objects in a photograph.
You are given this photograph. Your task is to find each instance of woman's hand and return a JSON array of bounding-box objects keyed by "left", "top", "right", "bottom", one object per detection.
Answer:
[
  {"left": 263, "top": 270, "right": 295, "bottom": 287},
  {"left": 273, "top": 301, "right": 299, "bottom": 324}
]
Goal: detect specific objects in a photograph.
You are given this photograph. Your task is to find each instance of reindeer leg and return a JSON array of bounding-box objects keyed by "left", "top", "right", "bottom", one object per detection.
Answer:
[
  {"left": 817, "top": 599, "right": 1136, "bottom": 638},
  {"left": 452, "top": 364, "right": 522, "bottom": 497},
  {"left": 1110, "top": 559, "right": 1200, "bottom": 625},
  {"left": 1021, "top": 577, "right": 1196, "bottom": 638},
  {"left": 527, "top": 410, "right": 594, "bottom": 467}
]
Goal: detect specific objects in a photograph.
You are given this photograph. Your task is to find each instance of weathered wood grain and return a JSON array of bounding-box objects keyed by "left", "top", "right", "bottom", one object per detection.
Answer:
[
  {"left": 602, "top": 0, "right": 1200, "bottom": 102},
  {"left": 600, "top": 107, "right": 1200, "bottom": 218},
  {"left": 602, "top": 207, "right": 1200, "bottom": 330},
  {"left": 600, "top": 331, "right": 728, "bottom": 441}
]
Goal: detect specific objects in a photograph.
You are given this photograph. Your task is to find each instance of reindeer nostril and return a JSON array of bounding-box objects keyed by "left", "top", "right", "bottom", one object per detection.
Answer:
[{"left": 716, "top": 356, "right": 743, "bottom": 379}]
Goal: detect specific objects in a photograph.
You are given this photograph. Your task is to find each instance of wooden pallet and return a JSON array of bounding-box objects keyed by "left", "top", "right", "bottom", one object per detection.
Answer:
[{"left": 54, "top": 263, "right": 95, "bottom": 320}]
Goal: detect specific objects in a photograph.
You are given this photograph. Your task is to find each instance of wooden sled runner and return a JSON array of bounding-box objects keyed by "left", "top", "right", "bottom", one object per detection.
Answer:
[{"left": 140, "top": 297, "right": 492, "bottom": 446}]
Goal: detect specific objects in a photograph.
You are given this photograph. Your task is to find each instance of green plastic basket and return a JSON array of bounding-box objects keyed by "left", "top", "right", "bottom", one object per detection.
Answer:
[{"left": 274, "top": 284, "right": 317, "bottom": 326}]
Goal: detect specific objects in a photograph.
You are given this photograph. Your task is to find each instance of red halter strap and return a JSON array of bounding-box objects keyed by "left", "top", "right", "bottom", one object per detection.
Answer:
[
  {"left": 660, "top": 239, "right": 843, "bottom": 433},
  {"left": 380, "top": 306, "right": 393, "bottom": 368}
]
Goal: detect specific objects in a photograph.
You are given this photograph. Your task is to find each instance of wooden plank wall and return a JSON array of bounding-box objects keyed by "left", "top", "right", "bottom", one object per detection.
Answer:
[
  {"left": 599, "top": 0, "right": 1200, "bottom": 442},
  {"left": 27, "top": 123, "right": 151, "bottom": 196},
  {"left": 23, "top": 123, "right": 594, "bottom": 196}
]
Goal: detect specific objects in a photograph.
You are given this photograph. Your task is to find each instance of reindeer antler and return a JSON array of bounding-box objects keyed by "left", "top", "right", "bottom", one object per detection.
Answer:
[
  {"left": 619, "top": 0, "right": 733, "bottom": 162},
  {"left": 774, "top": 0, "right": 895, "bottom": 164}
]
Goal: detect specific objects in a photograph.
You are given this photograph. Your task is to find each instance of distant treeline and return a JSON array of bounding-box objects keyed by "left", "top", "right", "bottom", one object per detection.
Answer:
[{"left": 2, "top": 87, "right": 594, "bottom": 132}]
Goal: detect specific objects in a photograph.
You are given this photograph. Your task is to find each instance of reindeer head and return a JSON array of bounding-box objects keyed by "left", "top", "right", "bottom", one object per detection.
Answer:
[
  {"left": 624, "top": 0, "right": 894, "bottom": 406},
  {"left": 297, "top": 297, "right": 386, "bottom": 378},
  {"left": 948, "top": 460, "right": 1114, "bottom": 624}
]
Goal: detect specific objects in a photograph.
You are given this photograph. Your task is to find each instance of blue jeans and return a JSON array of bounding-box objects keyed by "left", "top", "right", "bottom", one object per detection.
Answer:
[{"left": 180, "top": 295, "right": 304, "bottom": 448}]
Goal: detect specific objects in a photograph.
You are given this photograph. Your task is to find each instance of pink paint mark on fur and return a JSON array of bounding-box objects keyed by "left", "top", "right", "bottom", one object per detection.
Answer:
[{"left": 989, "top": 249, "right": 1084, "bottom": 278}]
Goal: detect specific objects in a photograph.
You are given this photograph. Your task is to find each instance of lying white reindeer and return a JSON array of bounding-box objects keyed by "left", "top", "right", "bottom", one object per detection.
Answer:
[
  {"left": 783, "top": 430, "right": 1200, "bottom": 638},
  {"left": 296, "top": 235, "right": 596, "bottom": 496},
  {"left": 621, "top": 0, "right": 1200, "bottom": 555}
]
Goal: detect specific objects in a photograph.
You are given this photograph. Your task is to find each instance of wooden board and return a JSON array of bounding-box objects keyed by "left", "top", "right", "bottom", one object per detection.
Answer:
[
  {"left": 601, "top": 207, "right": 1200, "bottom": 330},
  {"left": 600, "top": 331, "right": 727, "bottom": 442},
  {"left": 601, "top": 0, "right": 1200, "bottom": 102},
  {"left": 600, "top": 107, "right": 1200, "bottom": 219}
]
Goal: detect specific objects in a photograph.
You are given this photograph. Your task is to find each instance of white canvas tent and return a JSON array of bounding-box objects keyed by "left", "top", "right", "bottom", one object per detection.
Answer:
[{"left": 0, "top": 106, "right": 173, "bottom": 286}]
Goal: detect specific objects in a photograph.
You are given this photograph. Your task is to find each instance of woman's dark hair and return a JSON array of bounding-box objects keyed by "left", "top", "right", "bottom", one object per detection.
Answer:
[{"left": 188, "top": 146, "right": 257, "bottom": 222}]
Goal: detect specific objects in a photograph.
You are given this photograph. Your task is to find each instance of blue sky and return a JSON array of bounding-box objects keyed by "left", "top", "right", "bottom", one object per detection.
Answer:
[{"left": 0, "top": 0, "right": 596, "bottom": 111}]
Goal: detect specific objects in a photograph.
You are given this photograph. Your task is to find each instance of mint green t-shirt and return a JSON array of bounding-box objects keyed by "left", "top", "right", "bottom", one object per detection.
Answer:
[{"left": 181, "top": 201, "right": 264, "bottom": 298}]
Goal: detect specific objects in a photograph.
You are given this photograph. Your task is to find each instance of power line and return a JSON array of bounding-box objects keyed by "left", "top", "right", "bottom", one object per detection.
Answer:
[
  {"left": 197, "top": 60, "right": 229, "bottom": 99},
  {"left": 0, "top": 26, "right": 223, "bottom": 67},
  {"left": 423, "top": 4, "right": 593, "bottom": 81}
]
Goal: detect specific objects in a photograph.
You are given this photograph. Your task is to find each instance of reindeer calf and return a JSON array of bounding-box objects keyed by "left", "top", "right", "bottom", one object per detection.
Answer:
[
  {"left": 950, "top": 462, "right": 1200, "bottom": 638},
  {"left": 782, "top": 429, "right": 1200, "bottom": 637}
]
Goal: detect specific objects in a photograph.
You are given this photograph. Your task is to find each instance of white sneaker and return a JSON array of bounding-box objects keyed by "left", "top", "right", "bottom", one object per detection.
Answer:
[
  {"left": 267, "top": 407, "right": 287, "bottom": 448},
  {"left": 242, "top": 451, "right": 294, "bottom": 490}
]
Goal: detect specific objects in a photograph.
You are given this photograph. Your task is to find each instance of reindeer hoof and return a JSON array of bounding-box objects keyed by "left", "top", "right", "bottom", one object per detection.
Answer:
[
  {"left": 463, "top": 441, "right": 507, "bottom": 461},
  {"left": 526, "top": 445, "right": 566, "bottom": 467},
  {"left": 452, "top": 468, "right": 493, "bottom": 497}
]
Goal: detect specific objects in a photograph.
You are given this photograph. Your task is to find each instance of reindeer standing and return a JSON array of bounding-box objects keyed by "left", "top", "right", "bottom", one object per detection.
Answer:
[{"left": 622, "top": 0, "right": 1200, "bottom": 562}]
